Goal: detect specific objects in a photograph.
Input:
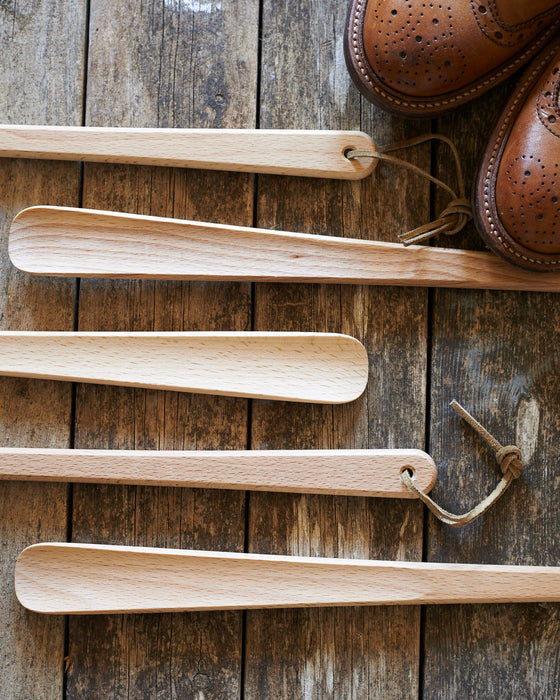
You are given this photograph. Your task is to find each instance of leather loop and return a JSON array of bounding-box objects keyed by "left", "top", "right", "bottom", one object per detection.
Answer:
[
  {"left": 347, "top": 134, "right": 472, "bottom": 246},
  {"left": 400, "top": 401, "right": 525, "bottom": 528}
]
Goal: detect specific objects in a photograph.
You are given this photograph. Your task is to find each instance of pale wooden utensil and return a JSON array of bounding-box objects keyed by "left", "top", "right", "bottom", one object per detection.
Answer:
[
  {"left": 15, "top": 543, "right": 560, "bottom": 614},
  {"left": 0, "top": 331, "right": 367, "bottom": 403},
  {"left": 0, "top": 447, "right": 435, "bottom": 497},
  {"left": 0, "top": 125, "right": 376, "bottom": 179},
  {"left": 10, "top": 206, "right": 560, "bottom": 292}
]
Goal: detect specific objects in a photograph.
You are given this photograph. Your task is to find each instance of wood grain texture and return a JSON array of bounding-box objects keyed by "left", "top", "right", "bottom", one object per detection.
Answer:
[
  {"left": 245, "top": 0, "right": 431, "bottom": 696},
  {"left": 16, "top": 543, "right": 560, "bottom": 614},
  {"left": 66, "top": 1, "right": 259, "bottom": 697},
  {"left": 0, "top": 447, "right": 436, "bottom": 496},
  {"left": 11, "top": 204, "right": 560, "bottom": 291},
  {"left": 424, "top": 85, "right": 560, "bottom": 698},
  {"left": 0, "top": 2, "right": 86, "bottom": 699},
  {"left": 0, "top": 331, "right": 368, "bottom": 403},
  {"left": 0, "top": 125, "right": 376, "bottom": 178}
]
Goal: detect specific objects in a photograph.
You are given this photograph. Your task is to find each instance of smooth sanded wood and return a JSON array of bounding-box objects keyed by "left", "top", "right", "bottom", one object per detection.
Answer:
[
  {"left": 11, "top": 205, "right": 560, "bottom": 291},
  {"left": 0, "top": 125, "right": 376, "bottom": 179},
  {"left": 15, "top": 543, "right": 560, "bottom": 614},
  {"left": 0, "top": 331, "right": 367, "bottom": 403},
  {"left": 0, "top": 447, "right": 436, "bottom": 497}
]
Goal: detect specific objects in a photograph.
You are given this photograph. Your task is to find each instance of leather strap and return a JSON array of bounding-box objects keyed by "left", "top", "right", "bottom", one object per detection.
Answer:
[
  {"left": 401, "top": 400, "right": 524, "bottom": 528},
  {"left": 347, "top": 134, "right": 473, "bottom": 245}
]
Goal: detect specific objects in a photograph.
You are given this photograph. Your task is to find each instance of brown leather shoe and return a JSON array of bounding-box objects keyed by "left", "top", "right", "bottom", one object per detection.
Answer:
[
  {"left": 345, "top": 0, "right": 560, "bottom": 118},
  {"left": 473, "top": 38, "right": 560, "bottom": 271}
]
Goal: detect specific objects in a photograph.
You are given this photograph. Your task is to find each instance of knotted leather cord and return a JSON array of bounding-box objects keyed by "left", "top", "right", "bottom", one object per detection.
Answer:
[
  {"left": 346, "top": 134, "right": 472, "bottom": 245},
  {"left": 401, "top": 400, "right": 523, "bottom": 527}
]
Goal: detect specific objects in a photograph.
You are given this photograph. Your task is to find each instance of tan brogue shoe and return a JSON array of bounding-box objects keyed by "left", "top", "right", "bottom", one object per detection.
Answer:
[
  {"left": 473, "top": 38, "right": 560, "bottom": 271},
  {"left": 345, "top": 0, "right": 560, "bottom": 118}
]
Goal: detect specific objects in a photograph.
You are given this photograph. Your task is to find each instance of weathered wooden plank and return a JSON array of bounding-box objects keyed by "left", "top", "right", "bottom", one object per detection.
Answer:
[
  {"left": 424, "top": 84, "right": 560, "bottom": 696},
  {"left": 245, "top": 0, "right": 431, "bottom": 696},
  {"left": 0, "top": 1, "right": 86, "bottom": 698},
  {"left": 65, "top": 1, "right": 259, "bottom": 697}
]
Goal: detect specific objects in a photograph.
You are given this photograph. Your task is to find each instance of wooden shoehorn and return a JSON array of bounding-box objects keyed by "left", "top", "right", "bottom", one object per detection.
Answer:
[
  {"left": 0, "top": 331, "right": 368, "bottom": 404},
  {"left": 10, "top": 206, "right": 560, "bottom": 292},
  {"left": 0, "top": 125, "right": 376, "bottom": 179},
  {"left": 0, "top": 447, "right": 436, "bottom": 498},
  {"left": 15, "top": 543, "right": 560, "bottom": 614}
]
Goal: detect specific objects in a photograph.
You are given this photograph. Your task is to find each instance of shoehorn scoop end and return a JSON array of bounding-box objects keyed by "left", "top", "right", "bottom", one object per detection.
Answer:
[{"left": 15, "top": 543, "right": 560, "bottom": 614}]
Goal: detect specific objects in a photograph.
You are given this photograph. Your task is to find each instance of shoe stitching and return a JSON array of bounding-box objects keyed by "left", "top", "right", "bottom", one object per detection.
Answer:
[
  {"left": 484, "top": 0, "right": 557, "bottom": 32},
  {"left": 349, "top": 0, "right": 560, "bottom": 266},
  {"left": 351, "top": 0, "right": 560, "bottom": 112},
  {"left": 483, "top": 43, "right": 560, "bottom": 266}
]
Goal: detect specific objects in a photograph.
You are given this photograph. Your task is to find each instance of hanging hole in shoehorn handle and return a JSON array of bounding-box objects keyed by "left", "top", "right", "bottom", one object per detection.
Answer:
[
  {"left": 0, "top": 125, "right": 377, "bottom": 179},
  {"left": 0, "top": 447, "right": 436, "bottom": 498}
]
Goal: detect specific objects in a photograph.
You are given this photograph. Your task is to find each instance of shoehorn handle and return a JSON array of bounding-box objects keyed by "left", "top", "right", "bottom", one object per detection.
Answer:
[
  {"left": 0, "top": 447, "right": 436, "bottom": 497},
  {"left": 0, "top": 125, "right": 376, "bottom": 179},
  {"left": 15, "top": 543, "right": 560, "bottom": 614}
]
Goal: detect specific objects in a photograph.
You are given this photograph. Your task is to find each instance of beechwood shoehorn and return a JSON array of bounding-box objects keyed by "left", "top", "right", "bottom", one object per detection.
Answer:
[
  {"left": 10, "top": 206, "right": 560, "bottom": 292},
  {"left": 0, "top": 331, "right": 367, "bottom": 403},
  {"left": 0, "top": 447, "right": 436, "bottom": 497},
  {"left": 15, "top": 543, "right": 560, "bottom": 614},
  {"left": 0, "top": 125, "right": 376, "bottom": 179}
]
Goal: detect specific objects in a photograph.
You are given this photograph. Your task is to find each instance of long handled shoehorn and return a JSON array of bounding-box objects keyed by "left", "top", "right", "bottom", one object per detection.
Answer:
[
  {"left": 10, "top": 205, "right": 560, "bottom": 292},
  {"left": 15, "top": 543, "right": 560, "bottom": 614},
  {"left": 0, "top": 400, "right": 529, "bottom": 526},
  {"left": 0, "top": 331, "right": 368, "bottom": 403},
  {"left": 11, "top": 401, "right": 543, "bottom": 613},
  {"left": 0, "top": 447, "right": 435, "bottom": 497}
]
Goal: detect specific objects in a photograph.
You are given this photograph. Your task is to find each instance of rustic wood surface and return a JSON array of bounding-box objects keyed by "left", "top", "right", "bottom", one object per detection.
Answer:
[
  {"left": 0, "top": 1, "right": 85, "bottom": 698},
  {"left": 0, "top": 2, "right": 558, "bottom": 700}
]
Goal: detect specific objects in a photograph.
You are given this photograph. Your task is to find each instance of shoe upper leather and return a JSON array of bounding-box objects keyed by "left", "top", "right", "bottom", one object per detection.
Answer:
[
  {"left": 495, "top": 48, "right": 560, "bottom": 255},
  {"left": 363, "top": 0, "right": 560, "bottom": 99}
]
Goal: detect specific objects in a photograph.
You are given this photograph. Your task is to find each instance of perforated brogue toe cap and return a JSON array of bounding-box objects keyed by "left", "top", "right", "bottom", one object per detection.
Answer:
[{"left": 346, "top": 0, "right": 560, "bottom": 117}]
